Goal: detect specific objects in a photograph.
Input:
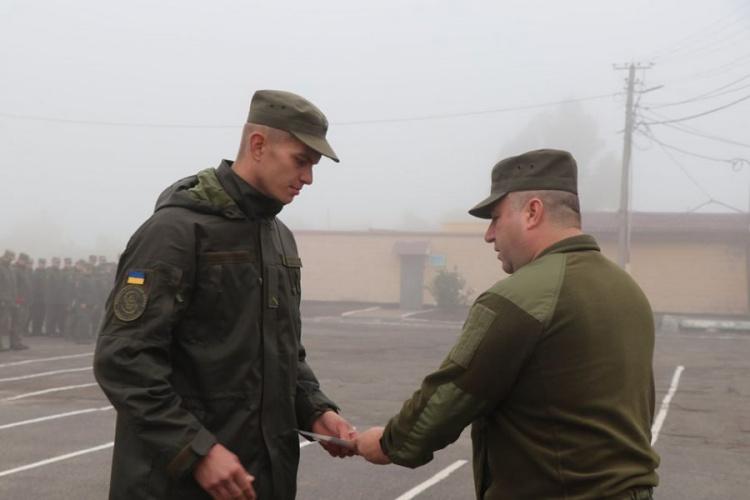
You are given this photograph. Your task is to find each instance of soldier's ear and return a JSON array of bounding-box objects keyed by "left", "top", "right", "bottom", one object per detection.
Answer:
[{"left": 248, "top": 131, "right": 268, "bottom": 162}]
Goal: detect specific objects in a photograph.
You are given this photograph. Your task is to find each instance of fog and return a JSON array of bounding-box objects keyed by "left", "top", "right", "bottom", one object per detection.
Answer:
[{"left": 2, "top": 0, "right": 749, "bottom": 259}]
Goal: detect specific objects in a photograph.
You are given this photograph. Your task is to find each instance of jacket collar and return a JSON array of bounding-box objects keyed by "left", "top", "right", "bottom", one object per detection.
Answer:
[
  {"left": 535, "top": 234, "right": 600, "bottom": 260},
  {"left": 215, "top": 160, "right": 284, "bottom": 219}
]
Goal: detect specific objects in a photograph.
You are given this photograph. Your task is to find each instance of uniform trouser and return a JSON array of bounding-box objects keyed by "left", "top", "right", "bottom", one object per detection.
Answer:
[
  {"left": 10, "top": 304, "right": 29, "bottom": 347},
  {"left": 0, "top": 306, "right": 10, "bottom": 350},
  {"left": 45, "top": 303, "right": 65, "bottom": 336},
  {"left": 68, "top": 306, "right": 92, "bottom": 341},
  {"left": 29, "top": 302, "right": 46, "bottom": 335},
  {"left": 89, "top": 305, "right": 103, "bottom": 338}
]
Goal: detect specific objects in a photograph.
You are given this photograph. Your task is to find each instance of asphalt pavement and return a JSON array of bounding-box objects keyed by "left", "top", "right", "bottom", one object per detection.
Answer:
[{"left": 0, "top": 306, "right": 748, "bottom": 499}]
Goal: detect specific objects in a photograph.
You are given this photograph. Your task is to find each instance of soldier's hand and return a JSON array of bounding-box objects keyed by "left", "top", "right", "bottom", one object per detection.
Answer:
[
  {"left": 352, "top": 427, "right": 392, "bottom": 465},
  {"left": 193, "top": 444, "right": 256, "bottom": 500},
  {"left": 311, "top": 410, "right": 358, "bottom": 458}
]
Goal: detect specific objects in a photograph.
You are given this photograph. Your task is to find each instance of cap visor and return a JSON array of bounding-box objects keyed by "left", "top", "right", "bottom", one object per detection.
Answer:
[
  {"left": 291, "top": 131, "right": 340, "bottom": 163},
  {"left": 468, "top": 192, "right": 506, "bottom": 219}
]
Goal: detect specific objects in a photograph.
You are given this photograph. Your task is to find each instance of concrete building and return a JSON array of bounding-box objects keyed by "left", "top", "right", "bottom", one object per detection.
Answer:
[{"left": 294, "top": 212, "right": 750, "bottom": 317}]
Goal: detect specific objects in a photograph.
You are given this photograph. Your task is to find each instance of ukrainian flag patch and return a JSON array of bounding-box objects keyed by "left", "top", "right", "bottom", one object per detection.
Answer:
[{"left": 126, "top": 270, "right": 146, "bottom": 285}]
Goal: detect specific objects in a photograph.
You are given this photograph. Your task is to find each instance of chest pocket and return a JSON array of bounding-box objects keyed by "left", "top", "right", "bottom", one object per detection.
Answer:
[
  {"left": 282, "top": 255, "right": 302, "bottom": 297},
  {"left": 183, "top": 250, "right": 257, "bottom": 344}
]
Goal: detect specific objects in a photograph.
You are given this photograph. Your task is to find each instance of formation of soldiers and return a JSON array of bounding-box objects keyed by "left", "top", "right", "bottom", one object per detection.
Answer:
[{"left": 0, "top": 250, "right": 116, "bottom": 351}]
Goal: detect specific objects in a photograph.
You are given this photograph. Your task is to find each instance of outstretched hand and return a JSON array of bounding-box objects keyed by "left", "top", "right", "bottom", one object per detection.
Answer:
[
  {"left": 352, "top": 427, "right": 392, "bottom": 465},
  {"left": 311, "top": 410, "right": 359, "bottom": 458}
]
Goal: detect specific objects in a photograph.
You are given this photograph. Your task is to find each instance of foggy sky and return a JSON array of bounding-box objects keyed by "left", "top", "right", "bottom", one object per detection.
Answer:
[{"left": 2, "top": 0, "right": 749, "bottom": 259}]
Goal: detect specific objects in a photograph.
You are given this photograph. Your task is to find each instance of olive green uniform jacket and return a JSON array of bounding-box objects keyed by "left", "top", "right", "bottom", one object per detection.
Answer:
[
  {"left": 381, "top": 235, "right": 660, "bottom": 500},
  {"left": 94, "top": 161, "right": 338, "bottom": 499}
]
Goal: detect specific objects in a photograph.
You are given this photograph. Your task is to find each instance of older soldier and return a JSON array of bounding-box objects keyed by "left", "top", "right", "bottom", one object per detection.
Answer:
[
  {"left": 94, "top": 90, "right": 355, "bottom": 500},
  {"left": 10, "top": 252, "right": 32, "bottom": 350},
  {"left": 355, "top": 150, "right": 660, "bottom": 500},
  {"left": 0, "top": 250, "right": 16, "bottom": 351}
]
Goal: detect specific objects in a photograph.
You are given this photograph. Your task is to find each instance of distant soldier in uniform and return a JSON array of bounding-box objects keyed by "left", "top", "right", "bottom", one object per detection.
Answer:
[
  {"left": 10, "top": 252, "right": 32, "bottom": 350},
  {"left": 355, "top": 150, "right": 660, "bottom": 500},
  {"left": 59, "top": 257, "right": 75, "bottom": 336},
  {"left": 0, "top": 250, "right": 17, "bottom": 352},
  {"left": 68, "top": 261, "right": 95, "bottom": 344},
  {"left": 89, "top": 255, "right": 109, "bottom": 337},
  {"left": 44, "top": 257, "right": 64, "bottom": 336},
  {"left": 30, "top": 257, "right": 47, "bottom": 336}
]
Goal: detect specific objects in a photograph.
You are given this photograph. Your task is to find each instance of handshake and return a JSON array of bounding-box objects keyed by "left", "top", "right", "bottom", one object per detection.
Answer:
[{"left": 300, "top": 411, "right": 391, "bottom": 465}]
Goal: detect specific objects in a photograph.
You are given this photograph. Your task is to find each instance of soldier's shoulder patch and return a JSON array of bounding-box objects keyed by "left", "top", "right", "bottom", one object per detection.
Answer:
[
  {"left": 450, "top": 303, "right": 497, "bottom": 369},
  {"left": 114, "top": 284, "right": 148, "bottom": 322}
]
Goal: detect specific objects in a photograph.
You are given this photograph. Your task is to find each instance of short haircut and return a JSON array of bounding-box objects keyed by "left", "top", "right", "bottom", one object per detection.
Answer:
[
  {"left": 236, "top": 123, "right": 294, "bottom": 160},
  {"left": 508, "top": 190, "right": 581, "bottom": 228}
]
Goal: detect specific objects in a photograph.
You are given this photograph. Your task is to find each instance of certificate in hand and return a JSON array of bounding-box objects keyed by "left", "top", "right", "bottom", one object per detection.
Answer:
[{"left": 294, "top": 429, "right": 354, "bottom": 449}]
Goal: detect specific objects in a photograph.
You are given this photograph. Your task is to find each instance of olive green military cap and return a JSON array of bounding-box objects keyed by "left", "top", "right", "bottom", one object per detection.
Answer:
[
  {"left": 469, "top": 149, "right": 578, "bottom": 219},
  {"left": 247, "top": 90, "right": 339, "bottom": 163}
]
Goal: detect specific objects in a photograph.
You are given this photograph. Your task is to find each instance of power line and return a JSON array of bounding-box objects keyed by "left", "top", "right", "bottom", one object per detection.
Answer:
[
  {"left": 636, "top": 127, "right": 749, "bottom": 167},
  {"left": 644, "top": 73, "right": 750, "bottom": 108},
  {"left": 663, "top": 53, "right": 750, "bottom": 84},
  {"left": 333, "top": 93, "right": 620, "bottom": 125},
  {"left": 639, "top": 109, "right": 750, "bottom": 148},
  {"left": 652, "top": 137, "right": 743, "bottom": 213},
  {"left": 641, "top": 93, "right": 750, "bottom": 125},
  {"left": 647, "top": 3, "right": 750, "bottom": 62},
  {"left": 0, "top": 93, "right": 621, "bottom": 129}
]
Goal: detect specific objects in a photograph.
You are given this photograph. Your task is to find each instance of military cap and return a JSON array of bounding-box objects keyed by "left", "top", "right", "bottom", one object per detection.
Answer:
[
  {"left": 38, "top": 258, "right": 47, "bottom": 264},
  {"left": 469, "top": 149, "right": 578, "bottom": 219},
  {"left": 64, "top": 257, "right": 72, "bottom": 264},
  {"left": 247, "top": 90, "right": 339, "bottom": 163},
  {"left": 19, "top": 252, "right": 30, "bottom": 261},
  {"left": 3, "top": 250, "right": 15, "bottom": 260},
  {"left": 52, "top": 256, "right": 61, "bottom": 263}
]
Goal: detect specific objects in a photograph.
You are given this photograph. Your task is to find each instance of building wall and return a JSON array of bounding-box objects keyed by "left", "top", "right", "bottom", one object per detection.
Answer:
[
  {"left": 295, "top": 230, "right": 749, "bottom": 316},
  {"left": 629, "top": 239, "right": 748, "bottom": 316}
]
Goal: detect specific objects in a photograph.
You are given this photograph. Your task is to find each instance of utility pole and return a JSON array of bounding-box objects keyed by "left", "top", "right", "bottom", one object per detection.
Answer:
[{"left": 614, "top": 62, "right": 651, "bottom": 271}]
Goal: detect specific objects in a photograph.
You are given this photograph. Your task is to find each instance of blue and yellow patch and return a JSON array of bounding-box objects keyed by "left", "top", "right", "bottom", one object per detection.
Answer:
[{"left": 126, "top": 270, "right": 145, "bottom": 286}]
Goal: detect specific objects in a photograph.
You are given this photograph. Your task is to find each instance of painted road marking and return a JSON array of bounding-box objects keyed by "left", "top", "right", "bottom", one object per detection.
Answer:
[
  {"left": 0, "top": 439, "right": 315, "bottom": 478},
  {"left": 652, "top": 365, "right": 685, "bottom": 445},
  {"left": 0, "top": 367, "right": 91, "bottom": 383},
  {"left": 394, "top": 460, "right": 468, "bottom": 500},
  {"left": 2, "top": 383, "right": 99, "bottom": 401},
  {"left": 0, "top": 442, "right": 114, "bottom": 477},
  {"left": 0, "top": 406, "right": 113, "bottom": 431},
  {"left": 401, "top": 309, "right": 434, "bottom": 319},
  {"left": 0, "top": 353, "right": 93, "bottom": 369},
  {"left": 341, "top": 306, "right": 381, "bottom": 317}
]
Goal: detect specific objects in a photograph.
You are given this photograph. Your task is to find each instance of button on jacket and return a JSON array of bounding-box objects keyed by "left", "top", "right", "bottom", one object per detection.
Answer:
[{"left": 94, "top": 161, "right": 338, "bottom": 499}]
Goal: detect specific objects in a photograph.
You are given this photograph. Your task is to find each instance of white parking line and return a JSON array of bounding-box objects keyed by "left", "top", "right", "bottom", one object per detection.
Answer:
[
  {"left": 394, "top": 460, "right": 467, "bottom": 500},
  {"left": 0, "top": 367, "right": 91, "bottom": 383},
  {"left": 0, "top": 442, "right": 114, "bottom": 477},
  {"left": 0, "top": 353, "right": 94, "bottom": 369},
  {"left": 341, "top": 306, "right": 381, "bottom": 317},
  {"left": 401, "top": 309, "right": 434, "bottom": 319},
  {"left": 0, "top": 438, "right": 314, "bottom": 478},
  {"left": 651, "top": 365, "right": 685, "bottom": 445},
  {"left": 0, "top": 406, "right": 113, "bottom": 431},
  {"left": 2, "top": 382, "right": 100, "bottom": 401}
]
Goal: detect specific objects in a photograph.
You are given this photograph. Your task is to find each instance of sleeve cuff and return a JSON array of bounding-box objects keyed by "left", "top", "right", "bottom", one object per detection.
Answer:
[{"left": 166, "top": 426, "right": 217, "bottom": 480}]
